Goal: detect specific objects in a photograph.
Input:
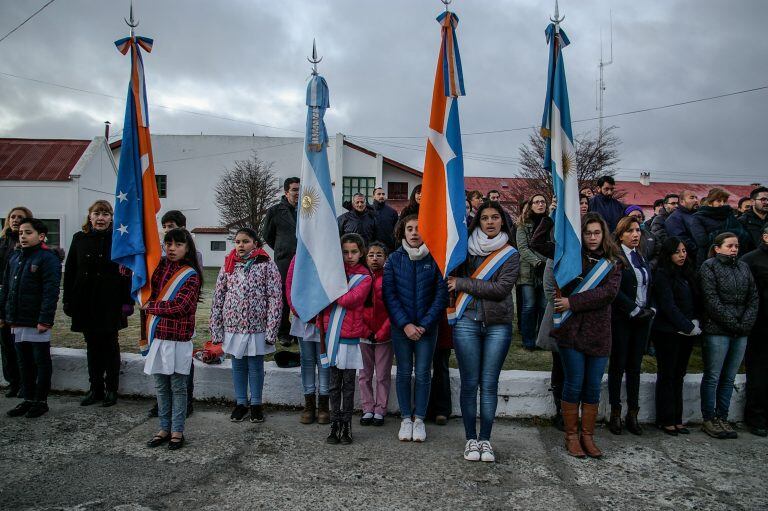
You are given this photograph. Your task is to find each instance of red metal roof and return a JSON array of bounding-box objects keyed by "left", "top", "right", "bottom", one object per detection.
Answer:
[{"left": 0, "top": 138, "right": 90, "bottom": 181}]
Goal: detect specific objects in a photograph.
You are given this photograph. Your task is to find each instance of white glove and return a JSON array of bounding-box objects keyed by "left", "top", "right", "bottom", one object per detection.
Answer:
[
  {"left": 692, "top": 319, "right": 700, "bottom": 329},
  {"left": 689, "top": 325, "right": 702, "bottom": 336}
]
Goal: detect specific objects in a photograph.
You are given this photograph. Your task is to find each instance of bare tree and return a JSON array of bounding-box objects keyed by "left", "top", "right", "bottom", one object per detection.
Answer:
[
  {"left": 214, "top": 152, "right": 280, "bottom": 231},
  {"left": 515, "top": 126, "right": 621, "bottom": 203}
]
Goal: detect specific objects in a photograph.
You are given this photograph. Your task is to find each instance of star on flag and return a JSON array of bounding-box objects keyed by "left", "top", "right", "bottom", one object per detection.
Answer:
[{"left": 117, "top": 224, "right": 129, "bottom": 236}]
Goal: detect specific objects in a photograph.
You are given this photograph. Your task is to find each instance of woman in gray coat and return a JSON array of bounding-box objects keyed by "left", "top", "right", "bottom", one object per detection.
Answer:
[
  {"left": 699, "top": 232, "right": 758, "bottom": 440},
  {"left": 447, "top": 201, "right": 520, "bottom": 463},
  {"left": 516, "top": 195, "right": 549, "bottom": 350}
]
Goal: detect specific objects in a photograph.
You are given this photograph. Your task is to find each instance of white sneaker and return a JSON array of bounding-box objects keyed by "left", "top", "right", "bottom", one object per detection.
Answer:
[
  {"left": 412, "top": 418, "right": 427, "bottom": 442},
  {"left": 463, "top": 439, "right": 481, "bottom": 461},
  {"left": 479, "top": 440, "right": 495, "bottom": 462},
  {"left": 398, "top": 418, "right": 413, "bottom": 441}
]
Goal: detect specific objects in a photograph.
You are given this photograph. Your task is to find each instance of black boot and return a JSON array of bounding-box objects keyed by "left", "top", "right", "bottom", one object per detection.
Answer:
[
  {"left": 625, "top": 409, "right": 643, "bottom": 436},
  {"left": 80, "top": 390, "right": 104, "bottom": 406},
  {"left": 340, "top": 421, "right": 353, "bottom": 444},
  {"left": 326, "top": 421, "right": 341, "bottom": 444},
  {"left": 552, "top": 387, "right": 565, "bottom": 432},
  {"left": 102, "top": 391, "right": 118, "bottom": 408},
  {"left": 609, "top": 405, "right": 623, "bottom": 435}
]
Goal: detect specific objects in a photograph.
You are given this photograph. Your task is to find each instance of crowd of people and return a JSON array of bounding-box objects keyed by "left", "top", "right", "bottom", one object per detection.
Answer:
[{"left": 0, "top": 177, "right": 766, "bottom": 460}]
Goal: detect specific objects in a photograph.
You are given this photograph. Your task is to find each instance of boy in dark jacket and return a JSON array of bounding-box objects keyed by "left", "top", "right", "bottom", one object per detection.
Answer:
[{"left": 0, "top": 218, "right": 62, "bottom": 418}]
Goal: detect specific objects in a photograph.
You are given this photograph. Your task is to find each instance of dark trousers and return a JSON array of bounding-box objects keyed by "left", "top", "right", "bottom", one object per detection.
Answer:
[
  {"left": 278, "top": 266, "right": 291, "bottom": 339},
  {"left": 654, "top": 332, "right": 694, "bottom": 427},
  {"left": 1, "top": 324, "right": 20, "bottom": 390},
  {"left": 16, "top": 341, "right": 52, "bottom": 402},
  {"left": 609, "top": 318, "right": 650, "bottom": 409},
  {"left": 187, "top": 363, "right": 195, "bottom": 402},
  {"left": 551, "top": 351, "right": 564, "bottom": 401},
  {"left": 329, "top": 366, "right": 355, "bottom": 422},
  {"left": 427, "top": 347, "right": 452, "bottom": 418},
  {"left": 84, "top": 331, "right": 121, "bottom": 394},
  {"left": 745, "top": 332, "right": 768, "bottom": 429}
]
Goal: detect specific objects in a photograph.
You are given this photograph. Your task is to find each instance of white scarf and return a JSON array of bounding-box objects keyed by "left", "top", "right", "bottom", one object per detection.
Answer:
[
  {"left": 468, "top": 229, "right": 509, "bottom": 257},
  {"left": 402, "top": 239, "right": 430, "bottom": 261}
]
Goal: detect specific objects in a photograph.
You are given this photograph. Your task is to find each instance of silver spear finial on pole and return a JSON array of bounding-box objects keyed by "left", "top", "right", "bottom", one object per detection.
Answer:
[
  {"left": 551, "top": 0, "right": 565, "bottom": 32},
  {"left": 441, "top": 0, "right": 452, "bottom": 13},
  {"left": 307, "top": 38, "right": 323, "bottom": 76},
  {"left": 124, "top": 0, "right": 139, "bottom": 38}
]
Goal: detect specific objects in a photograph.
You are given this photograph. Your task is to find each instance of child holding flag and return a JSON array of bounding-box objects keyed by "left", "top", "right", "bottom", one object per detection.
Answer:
[
  {"left": 359, "top": 242, "right": 393, "bottom": 427},
  {"left": 320, "top": 233, "right": 371, "bottom": 445},
  {"left": 210, "top": 228, "right": 282, "bottom": 423},
  {"left": 143, "top": 229, "right": 203, "bottom": 451}
]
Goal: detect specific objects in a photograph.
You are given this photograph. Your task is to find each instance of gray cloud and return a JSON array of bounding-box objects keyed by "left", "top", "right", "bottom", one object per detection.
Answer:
[{"left": 0, "top": 0, "right": 766, "bottom": 183}]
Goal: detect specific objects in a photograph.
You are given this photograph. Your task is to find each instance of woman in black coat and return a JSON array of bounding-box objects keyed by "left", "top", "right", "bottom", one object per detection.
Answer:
[
  {"left": 651, "top": 237, "right": 701, "bottom": 435},
  {"left": 63, "top": 200, "right": 132, "bottom": 407}
]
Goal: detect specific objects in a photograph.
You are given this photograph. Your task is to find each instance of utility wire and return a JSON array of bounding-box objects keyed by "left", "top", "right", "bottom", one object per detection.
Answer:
[
  {"left": 350, "top": 85, "right": 768, "bottom": 139},
  {"left": 0, "top": 0, "right": 57, "bottom": 45},
  {"left": 0, "top": 70, "right": 305, "bottom": 135}
]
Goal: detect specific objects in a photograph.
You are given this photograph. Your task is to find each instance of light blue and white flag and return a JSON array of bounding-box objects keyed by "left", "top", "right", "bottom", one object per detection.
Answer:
[
  {"left": 291, "top": 73, "right": 347, "bottom": 321},
  {"left": 541, "top": 21, "right": 581, "bottom": 289}
]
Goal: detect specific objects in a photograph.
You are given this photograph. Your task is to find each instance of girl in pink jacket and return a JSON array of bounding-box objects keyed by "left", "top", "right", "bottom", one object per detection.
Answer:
[{"left": 320, "top": 233, "right": 371, "bottom": 445}]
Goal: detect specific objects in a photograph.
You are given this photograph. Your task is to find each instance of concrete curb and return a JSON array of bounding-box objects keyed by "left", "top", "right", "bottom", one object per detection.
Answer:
[{"left": 3, "top": 347, "right": 747, "bottom": 423}]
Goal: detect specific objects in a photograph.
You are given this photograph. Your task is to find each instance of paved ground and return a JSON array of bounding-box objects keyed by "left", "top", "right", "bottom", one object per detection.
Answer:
[{"left": 0, "top": 394, "right": 766, "bottom": 511}]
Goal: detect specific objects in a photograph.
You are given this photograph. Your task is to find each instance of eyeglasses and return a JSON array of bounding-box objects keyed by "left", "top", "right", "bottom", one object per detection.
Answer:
[
  {"left": 532, "top": 200, "right": 546, "bottom": 205},
  {"left": 756, "top": 197, "right": 768, "bottom": 202}
]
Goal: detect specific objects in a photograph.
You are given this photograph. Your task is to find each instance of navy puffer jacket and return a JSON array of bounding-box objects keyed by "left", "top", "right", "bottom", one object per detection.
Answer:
[
  {"left": 383, "top": 247, "right": 448, "bottom": 334},
  {"left": 0, "top": 244, "right": 62, "bottom": 327}
]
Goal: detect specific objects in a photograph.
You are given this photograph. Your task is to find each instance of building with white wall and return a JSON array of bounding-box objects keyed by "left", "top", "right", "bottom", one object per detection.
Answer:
[
  {"left": 1, "top": 133, "right": 424, "bottom": 267},
  {"left": 0, "top": 137, "right": 117, "bottom": 250}
]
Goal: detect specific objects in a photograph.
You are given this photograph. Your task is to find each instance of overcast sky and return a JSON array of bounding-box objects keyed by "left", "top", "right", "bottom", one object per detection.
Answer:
[{"left": 1, "top": 0, "right": 766, "bottom": 184}]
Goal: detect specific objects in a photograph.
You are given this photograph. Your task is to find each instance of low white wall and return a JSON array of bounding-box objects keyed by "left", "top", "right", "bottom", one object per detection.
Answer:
[{"left": 2, "top": 348, "right": 747, "bottom": 423}]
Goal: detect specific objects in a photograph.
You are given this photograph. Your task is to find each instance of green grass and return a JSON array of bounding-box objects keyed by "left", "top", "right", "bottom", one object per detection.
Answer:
[{"left": 49, "top": 267, "right": 706, "bottom": 372}]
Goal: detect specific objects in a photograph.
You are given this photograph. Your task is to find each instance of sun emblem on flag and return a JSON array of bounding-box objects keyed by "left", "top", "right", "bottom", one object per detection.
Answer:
[
  {"left": 301, "top": 186, "right": 320, "bottom": 219},
  {"left": 562, "top": 150, "right": 574, "bottom": 178}
]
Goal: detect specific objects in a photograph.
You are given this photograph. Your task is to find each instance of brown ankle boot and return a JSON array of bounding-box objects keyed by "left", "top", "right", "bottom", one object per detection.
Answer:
[
  {"left": 317, "top": 395, "right": 330, "bottom": 424},
  {"left": 580, "top": 403, "right": 603, "bottom": 458},
  {"left": 608, "top": 405, "right": 622, "bottom": 435},
  {"left": 561, "top": 401, "right": 586, "bottom": 458},
  {"left": 300, "top": 394, "right": 316, "bottom": 424},
  {"left": 625, "top": 409, "right": 643, "bottom": 436}
]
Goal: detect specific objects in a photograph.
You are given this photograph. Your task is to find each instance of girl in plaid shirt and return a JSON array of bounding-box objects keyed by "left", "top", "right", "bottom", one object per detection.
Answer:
[{"left": 143, "top": 228, "right": 203, "bottom": 451}]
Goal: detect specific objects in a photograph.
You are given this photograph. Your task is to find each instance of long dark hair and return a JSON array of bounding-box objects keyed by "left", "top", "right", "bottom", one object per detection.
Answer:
[
  {"left": 163, "top": 228, "right": 204, "bottom": 290},
  {"left": 707, "top": 231, "right": 738, "bottom": 259},
  {"left": 658, "top": 236, "right": 696, "bottom": 280},
  {"left": 581, "top": 212, "right": 621, "bottom": 262},
  {"left": 518, "top": 194, "right": 548, "bottom": 226},
  {"left": 468, "top": 200, "right": 513, "bottom": 240}
]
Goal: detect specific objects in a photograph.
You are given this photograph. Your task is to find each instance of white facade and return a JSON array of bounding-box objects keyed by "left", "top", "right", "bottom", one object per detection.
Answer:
[
  {"left": 111, "top": 133, "right": 423, "bottom": 266},
  {"left": 0, "top": 137, "right": 117, "bottom": 252}
]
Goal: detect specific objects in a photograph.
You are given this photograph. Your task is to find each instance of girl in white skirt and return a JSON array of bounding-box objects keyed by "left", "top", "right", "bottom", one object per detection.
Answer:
[
  {"left": 143, "top": 229, "right": 203, "bottom": 451},
  {"left": 319, "top": 233, "right": 371, "bottom": 445},
  {"left": 210, "top": 228, "right": 282, "bottom": 423}
]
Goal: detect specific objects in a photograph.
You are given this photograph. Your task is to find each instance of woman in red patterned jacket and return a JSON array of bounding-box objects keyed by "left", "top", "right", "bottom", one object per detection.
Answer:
[{"left": 143, "top": 228, "right": 203, "bottom": 452}]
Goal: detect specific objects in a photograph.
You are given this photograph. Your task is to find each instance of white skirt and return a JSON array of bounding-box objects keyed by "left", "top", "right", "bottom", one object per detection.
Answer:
[
  {"left": 223, "top": 331, "right": 275, "bottom": 359},
  {"left": 335, "top": 342, "right": 363, "bottom": 370},
  {"left": 289, "top": 317, "right": 321, "bottom": 342},
  {"left": 143, "top": 339, "right": 193, "bottom": 375}
]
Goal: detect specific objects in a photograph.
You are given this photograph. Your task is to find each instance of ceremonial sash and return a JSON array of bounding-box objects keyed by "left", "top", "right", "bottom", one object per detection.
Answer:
[
  {"left": 140, "top": 266, "right": 198, "bottom": 356},
  {"left": 446, "top": 245, "right": 518, "bottom": 325},
  {"left": 553, "top": 258, "right": 613, "bottom": 328},
  {"left": 320, "top": 273, "right": 369, "bottom": 368}
]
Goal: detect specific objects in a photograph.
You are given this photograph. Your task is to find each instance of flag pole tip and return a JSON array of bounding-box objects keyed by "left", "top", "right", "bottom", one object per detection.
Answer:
[
  {"left": 550, "top": 0, "right": 564, "bottom": 24},
  {"left": 441, "top": 0, "right": 451, "bottom": 12},
  {"left": 307, "top": 38, "right": 323, "bottom": 76}
]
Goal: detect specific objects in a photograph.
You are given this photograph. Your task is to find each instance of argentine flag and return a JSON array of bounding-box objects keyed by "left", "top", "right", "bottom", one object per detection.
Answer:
[
  {"left": 541, "top": 21, "right": 581, "bottom": 289},
  {"left": 291, "top": 73, "right": 347, "bottom": 321}
]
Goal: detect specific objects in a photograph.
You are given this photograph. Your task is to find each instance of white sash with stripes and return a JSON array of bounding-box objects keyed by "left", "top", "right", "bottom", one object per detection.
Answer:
[
  {"left": 446, "top": 245, "right": 518, "bottom": 325},
  {"left": 553, "top": 258, "right": 614, "bottom": 328},
  {"left": 142, "top": 266, "right": 197, "bottom": 356},
  {"left": 320, "top": 273, "right": 369, "bottom": 368}
]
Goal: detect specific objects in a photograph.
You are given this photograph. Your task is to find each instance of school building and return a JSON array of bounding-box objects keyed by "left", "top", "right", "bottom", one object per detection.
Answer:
[{"left": 2, "top": 134, "right": 760, "bottom": 267}]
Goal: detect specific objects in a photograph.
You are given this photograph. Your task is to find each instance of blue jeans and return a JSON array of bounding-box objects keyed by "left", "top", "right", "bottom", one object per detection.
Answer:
[
  {"left": 391, "top": 327, "right": 438, "bottom": 419},
  {"left": 154, "top": 373, "right": 187, "bottom": 433},
  {"left": 299, "top": 340, "right": 329, "bottom": 396},
  {"left": 559, "top": 347, "right": 608, "bottom": 404},
  {"left": 231, "top": 355, "right": 264, "bottom": 406},
  {"left": 453, "top": 318, "right": 512, "bottom": 441},
  {"left": 700, "top": 335, "right": 747, "bottom": 421},
  {"left": 520, "top": 284, "right": 545, "bottom": 348}
]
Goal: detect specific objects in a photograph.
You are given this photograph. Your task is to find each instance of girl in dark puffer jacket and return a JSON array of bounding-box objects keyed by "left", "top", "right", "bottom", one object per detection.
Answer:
[
  {"left": 698, "top": 232, "right": 758, "bottom": 439},
  {"left": 383, "top": 215, "right": 448, "bottom": 443}
]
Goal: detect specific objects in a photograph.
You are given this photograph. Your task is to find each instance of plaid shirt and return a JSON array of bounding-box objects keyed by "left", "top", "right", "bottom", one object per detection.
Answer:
[{"left": 141, "top": 258, "right": 201, "bottom": 342}]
